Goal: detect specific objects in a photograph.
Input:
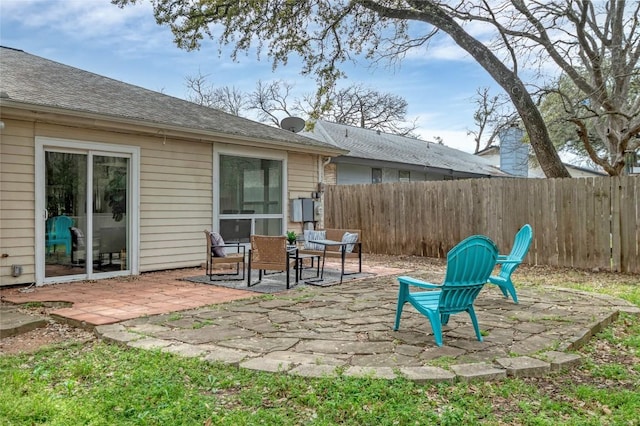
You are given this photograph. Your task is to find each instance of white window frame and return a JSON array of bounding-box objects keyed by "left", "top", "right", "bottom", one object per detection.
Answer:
[
  {"left": 213, "top": 144, "right": 288, "bottom": 240},
  {"left": 35, "top": 137, "right": 140, "bottom": 285}
]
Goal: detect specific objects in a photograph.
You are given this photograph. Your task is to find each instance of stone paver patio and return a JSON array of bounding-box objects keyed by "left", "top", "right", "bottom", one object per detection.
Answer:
[
  {"left": 95, "top": 268, "right": 638, "bottom": 383},
  {"left": 3, "top": 257, "right": 638, "bottom": 382}
]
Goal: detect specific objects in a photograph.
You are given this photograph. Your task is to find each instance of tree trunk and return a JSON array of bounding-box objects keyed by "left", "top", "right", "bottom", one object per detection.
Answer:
[
  {"left": 429, "top": 7, "right": 570, "bottom": 177},
  {"left": 362, "top": 1, "right": 571, "bottom": 178}
]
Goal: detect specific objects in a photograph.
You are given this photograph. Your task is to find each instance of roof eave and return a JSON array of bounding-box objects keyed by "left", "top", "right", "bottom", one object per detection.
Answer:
[
  {"left": 0, "top": 99, "right": 347, "bottom": 156},
  {"left": 330, "top": 155, "right": 507, "bottom": 178}
]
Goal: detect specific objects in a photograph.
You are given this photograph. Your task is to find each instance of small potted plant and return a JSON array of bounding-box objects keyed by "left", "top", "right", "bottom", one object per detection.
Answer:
[{"left": 286, "top": 231, "right": 297, "bottom": 247}]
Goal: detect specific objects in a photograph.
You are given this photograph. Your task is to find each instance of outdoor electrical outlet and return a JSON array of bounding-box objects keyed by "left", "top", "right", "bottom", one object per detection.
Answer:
[{"left": 11, "top": 265, "right": 23, "bottom": 277}]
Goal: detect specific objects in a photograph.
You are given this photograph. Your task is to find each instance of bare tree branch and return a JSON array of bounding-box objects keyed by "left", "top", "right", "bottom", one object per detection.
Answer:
[{"left": 116, "top": 0, "right": 639, "bottom": 175}]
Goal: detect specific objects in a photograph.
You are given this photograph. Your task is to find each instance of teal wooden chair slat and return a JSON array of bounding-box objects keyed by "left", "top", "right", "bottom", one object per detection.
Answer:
[
  {"left": 45, "top": 215, "right": 73, "bottom": 255},
  {"left": 394, "top": 235, "right": 498, "bottom": 347},
  {"left": 488, "top": 224, "right": 533, "bottom": 304}
]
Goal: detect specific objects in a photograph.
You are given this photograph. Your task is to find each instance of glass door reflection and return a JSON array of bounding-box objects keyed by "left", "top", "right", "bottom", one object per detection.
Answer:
[
  {"left": 45, "top": 151, "right": 87, "bottom": 278},
  {"left": 93, "top": 155, "right": 128, "bottom": 272}
]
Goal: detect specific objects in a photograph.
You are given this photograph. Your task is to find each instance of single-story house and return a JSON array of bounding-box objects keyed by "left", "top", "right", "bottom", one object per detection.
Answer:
[
  {"left": 300, "top": 120, "right": 509, "bottom": 184},
  {"left": 0, "top": 46, "right": 346, "bottom": 286},
  {"left": 476, "top": 126, "right": 607, "bottom": 178},
  {"left": 476, "top": 145, "right": 607, "bottom": 178}
]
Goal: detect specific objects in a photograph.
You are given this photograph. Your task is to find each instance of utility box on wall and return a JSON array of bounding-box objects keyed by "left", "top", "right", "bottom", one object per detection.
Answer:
[{"left": 290, "top": 198, "right": 315, "bottom": 222}]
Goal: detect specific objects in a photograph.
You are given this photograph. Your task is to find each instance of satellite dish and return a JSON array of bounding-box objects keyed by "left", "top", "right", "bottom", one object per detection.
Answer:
[{"left": 280, "top": 117, "right": 305, "bottom": 133}]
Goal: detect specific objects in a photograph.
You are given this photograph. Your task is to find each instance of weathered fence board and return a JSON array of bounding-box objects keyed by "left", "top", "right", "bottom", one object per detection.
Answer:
[
  {"left": 324, "top": 176, "right": 639, "bottom": 273},
  {"left": 620, "top": 177, "right": 640, "bottom": 273}
]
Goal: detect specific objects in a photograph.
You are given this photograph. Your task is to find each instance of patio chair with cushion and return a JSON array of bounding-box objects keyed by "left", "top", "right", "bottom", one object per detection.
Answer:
[
  {"left": 488, "top": 224, "right": 533, "bottom": 304},
  {"left": 204, "top": 230, "right": 245, "bottom": 281},
  {"left": 70, "top": 226, "right": 86, "bottom": 265},
  {"left": 70, "top": 227, "right": 103, "bottom": 267},
  {"left": 247, "top": 235, "right": 297, "bottom": 289},
  {"left": 394, "top": 235, "right": 499, "bottom": 347},
  {"left": 299, "top": 228, "right": 362, "bottom": 274}
]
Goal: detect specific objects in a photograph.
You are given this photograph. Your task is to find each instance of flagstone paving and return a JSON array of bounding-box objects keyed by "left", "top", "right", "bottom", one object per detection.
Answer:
[
  {"left": 2, "top": 261, "right": 638, "bottom": 383},
  {"left": 98, "top": 271, "right": 637, "bottom": 383}
]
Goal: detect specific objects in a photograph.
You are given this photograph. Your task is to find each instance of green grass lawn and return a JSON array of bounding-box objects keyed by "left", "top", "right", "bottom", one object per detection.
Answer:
[{"left": 1, "top": 267, "right": 639, "bottom": 425}]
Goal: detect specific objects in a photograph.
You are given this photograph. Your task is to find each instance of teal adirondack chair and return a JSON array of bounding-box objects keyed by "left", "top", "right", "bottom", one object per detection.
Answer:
[
  {"left": 394, "top": 235, "right": 498, "bottom": 347},
  {"left": 488, "top": 224, "right": 533, "bottom": 304},
  {"left": 45, "top": 215, "right": 73, "bottom": 255}
]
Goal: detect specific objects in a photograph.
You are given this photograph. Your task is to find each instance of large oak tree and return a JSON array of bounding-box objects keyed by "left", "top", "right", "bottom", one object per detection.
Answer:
[
  {"left": 539, "top": 71, "right": 640, "bottom": 175},
  {"left": 113, "top": 1, "right": 637, "bottom": 176}
]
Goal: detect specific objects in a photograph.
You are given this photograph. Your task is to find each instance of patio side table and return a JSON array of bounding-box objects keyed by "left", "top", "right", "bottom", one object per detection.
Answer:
[
  {"left": 306, "top": 239, "right": 354, "bottom": 284},
  {"left": 295, "top": 253, "right": 321, "bottom": 281}
]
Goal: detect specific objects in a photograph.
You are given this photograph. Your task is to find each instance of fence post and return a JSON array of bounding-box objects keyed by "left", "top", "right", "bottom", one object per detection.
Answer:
[{"left": 610, "top": 177, "right": 622, "bottom": 272}]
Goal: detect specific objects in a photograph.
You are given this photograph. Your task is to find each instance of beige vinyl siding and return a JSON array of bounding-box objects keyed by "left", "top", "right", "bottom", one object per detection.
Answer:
[
  {"left": 288, "top": 153, "right": 318, "bottom": 193},
  {"left": 1, "top": 119, "right": 216, "bottom": 285},
  {"left": 1, "top": 114, "right": 326, "bottom": 284},
  {"left": 39, "top": 124, "right": 213, "bottom": 272},
  {"left": 286, "top": 152, "right": 319, "bottom": 231},
  {"left": 139, "top": 138, "right": 212, "bottom": 271},
  {"left": 0, "top": 119, "right": 36, "bottom": 285},
  {"left": 33, "top": 123, "right": 211, "bottom": 272}
]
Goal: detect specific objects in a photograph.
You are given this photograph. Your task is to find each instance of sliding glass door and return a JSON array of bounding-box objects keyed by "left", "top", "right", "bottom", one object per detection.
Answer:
[{"left": 37, "top": 138, "right": 138, "bottom": 284}]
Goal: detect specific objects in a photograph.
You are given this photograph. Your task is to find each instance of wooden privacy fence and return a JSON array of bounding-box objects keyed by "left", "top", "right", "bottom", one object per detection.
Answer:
[{"left": 324, "top": 176, "right": 640, "bottom": 273}]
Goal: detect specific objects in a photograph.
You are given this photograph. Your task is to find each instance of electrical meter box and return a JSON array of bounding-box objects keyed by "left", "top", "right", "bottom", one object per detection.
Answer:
[{"left": 290, "top": 198, "right": 315, "bottom": 222}]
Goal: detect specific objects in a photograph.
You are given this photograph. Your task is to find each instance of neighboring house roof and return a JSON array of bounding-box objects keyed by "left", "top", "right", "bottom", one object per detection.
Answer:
[
  {"left": 301, "top": 120, "right": 509, "bottom": 178},
  {"left": 0, "top": 46, "right": 344, "bottom": 155},
  {"left": 477, "top": 145, "right": 607, "bottom": 178},
  {"left": 475, "top": 145, "right": 500, "bottom": 157}
]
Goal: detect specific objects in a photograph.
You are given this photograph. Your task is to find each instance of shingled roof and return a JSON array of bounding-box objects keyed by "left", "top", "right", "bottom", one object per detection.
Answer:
[
  {"left": 0, "top": 46, "right": 343, "bottom": 154},
  {"left": 302, "top": 120, "right": 509, "bottom": 177}
]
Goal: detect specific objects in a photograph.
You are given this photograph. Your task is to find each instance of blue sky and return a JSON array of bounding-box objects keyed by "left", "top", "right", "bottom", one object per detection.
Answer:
[{"left": 0, "top": 0, "right": 505, "bottom": 152}]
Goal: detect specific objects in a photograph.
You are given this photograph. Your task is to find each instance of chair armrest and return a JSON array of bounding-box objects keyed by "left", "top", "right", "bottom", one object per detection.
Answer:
[
  {"left": 496, "top": 254, "right": 522, "bottom": 264},
  {"left": 496, "top": 258, "right": 520, "bottom": 265},
  {"left": 397, "top": 275, "right": 441, "bottom": 289}
]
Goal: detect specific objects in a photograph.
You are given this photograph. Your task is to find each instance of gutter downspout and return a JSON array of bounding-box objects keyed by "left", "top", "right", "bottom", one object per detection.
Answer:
[{"left": 317, "top": 156, "right": 332, "bottom": 229}]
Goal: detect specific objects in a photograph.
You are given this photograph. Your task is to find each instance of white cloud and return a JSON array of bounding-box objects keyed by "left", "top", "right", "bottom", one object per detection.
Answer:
[
  {"left": 398, "top": 17, "right": 497, "bottom": 64},
  {"left": 400, "top": 36, "right": 471, "bottom": 63},
  {"left": 3, "top": 0, "right": 149, "bottom": 33},
  {"left": 415, "top": 128, "right": 476, "bottom": 153},
  {"left": 1, "top": 0, "right": 169, "bottom": 55}
]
